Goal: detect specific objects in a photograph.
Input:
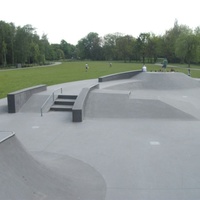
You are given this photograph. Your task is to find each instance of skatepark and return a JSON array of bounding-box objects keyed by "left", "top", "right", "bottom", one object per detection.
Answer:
[{"left": 1, "top": 70, "right": 200, "bottom": 199}]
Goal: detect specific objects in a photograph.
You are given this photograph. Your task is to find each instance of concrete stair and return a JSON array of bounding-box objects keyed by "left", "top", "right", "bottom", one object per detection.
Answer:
[{"left": 50, "top": 95, "right": 77, "bottom": 112}]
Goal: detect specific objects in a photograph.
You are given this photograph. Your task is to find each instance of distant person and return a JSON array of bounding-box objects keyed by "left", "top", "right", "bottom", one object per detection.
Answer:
[
  {"left": 109, "top": 63, "right": 112, "bottom": 67},
  {"left": 85, "top": 63, "right": 89, "bottom": 72},
  {"left": 142, "top": 65, "right": 147, "bottom": 72},
  {"left": 162, "top": 58, "right": 168, "bottom": 71},
  {"left": 188, "top": 68, "right": 191, "bottom": 76}
]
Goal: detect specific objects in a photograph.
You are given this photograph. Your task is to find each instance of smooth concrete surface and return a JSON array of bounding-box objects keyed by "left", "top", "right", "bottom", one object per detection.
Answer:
[
  {"left": 0, "top": 131, "right": 15, "bottom": 143},
  {"left": 1, "top": 73, "right": 200, "bottom": 199},
  {"left": 72, "top": 83, "right": 99, "bottom": 122},
  {"left": 7, "top": 84, "right": 47, "bottom": 113}
]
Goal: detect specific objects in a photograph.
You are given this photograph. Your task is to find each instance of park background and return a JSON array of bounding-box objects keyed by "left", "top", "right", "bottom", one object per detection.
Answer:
[{"left": 1, "top": 20, "right": 200, "bottom": 99}]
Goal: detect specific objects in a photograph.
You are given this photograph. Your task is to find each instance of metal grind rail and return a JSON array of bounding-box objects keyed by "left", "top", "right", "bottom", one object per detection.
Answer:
[{"left": 40, "top": 88, "right": 62, "bottom": 116}]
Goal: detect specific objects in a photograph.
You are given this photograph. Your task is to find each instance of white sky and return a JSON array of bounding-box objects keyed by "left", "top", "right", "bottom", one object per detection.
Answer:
[{"left": 1, "top": 0, "right": 200, "bottom": 45}]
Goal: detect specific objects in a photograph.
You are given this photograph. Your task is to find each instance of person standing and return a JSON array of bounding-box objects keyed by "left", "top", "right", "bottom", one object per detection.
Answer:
[
  {"left": 162, "top": 58, "right": 168, "bottom": 71},
  {"left": 142, "top": 65, "right": 147, "bottom": 72},
  {"left": 85, "top": 63, "right": 89, "bottom": 72}
]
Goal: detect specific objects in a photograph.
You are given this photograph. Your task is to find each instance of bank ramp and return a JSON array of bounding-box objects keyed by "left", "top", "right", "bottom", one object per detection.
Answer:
[
  {"left": 0, "top": 134, "right": 106, "bottom": 200},
  {"left": 85, "top": 72, "right": 200, "bottom": 120}
]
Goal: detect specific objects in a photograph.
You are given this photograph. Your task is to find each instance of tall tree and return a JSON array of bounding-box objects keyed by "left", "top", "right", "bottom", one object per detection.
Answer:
[
  {"left": 116, "top": 35, "right": 135, "bottom": 62},
  {"left": 77, "top": 32, "right": 102, "bottom": 60},
  {"left": 14, "top": 25, "right": 35, "bottom": 64},
  {"left": 30, "top": 41, "right": 40, "bottom": 64},
  {"left": 162, "top": 20, "right": 191, "bottom": 63},
  {"left": 145, "top": 33, "right": 158, "bottom": 63},
  {"left": 175, "top": 29, "right": 199, "bottom": 68},
  {"left": 60, "top": 40, "right": 75, "bottom": 59},
  {"left": 194, "top": 26, "right": 200, "bottom": 63},
  {"left": 7, "top": 23, "right": 16, "bottom": 65},
  {"left": 76, "top": 38, "right": 88, "bottom": 59},
  {"left": 0, "top": 21, "right": 11, "bottom": 66},
  {"left": 2, "top": 41, "right": 7, "bottom": 66},
  {"left": 136, "top": 33, "right": 150, "bottom": 64},
  {"left": 102, "top": 33, "right": 122, "bottom": 60}
]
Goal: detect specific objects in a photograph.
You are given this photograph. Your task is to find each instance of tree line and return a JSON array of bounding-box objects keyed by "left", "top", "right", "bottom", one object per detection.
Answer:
[{"left": 0, "top": 20, "right": 200, "bottom": 68}]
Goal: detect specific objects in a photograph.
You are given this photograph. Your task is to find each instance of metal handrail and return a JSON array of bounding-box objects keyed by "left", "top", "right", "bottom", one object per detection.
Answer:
[{"left": 40, "top": 88, "right": 62, "bottom": 116}]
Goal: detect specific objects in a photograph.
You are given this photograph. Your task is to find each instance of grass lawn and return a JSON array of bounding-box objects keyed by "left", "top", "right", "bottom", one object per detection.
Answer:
[{"left": 0, "top": 61, "right": 199, "bottom": 99}]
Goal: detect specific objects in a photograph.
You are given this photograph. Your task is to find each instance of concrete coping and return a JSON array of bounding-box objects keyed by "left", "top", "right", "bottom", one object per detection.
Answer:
[
  {"left": 8, "top": 85, "right": 46, "bottom": 94},
  {"left": 0, "top": 131, "right": 15, "bottom": 143},
  {"left": 7, "top": 84, "right": 47, "bottom": 113},
  {"left": 72, "top": 84, "right": 99, "bottom": 122},
  {"left": 98, "top": 70, "right": 142, "bottom": 82}
]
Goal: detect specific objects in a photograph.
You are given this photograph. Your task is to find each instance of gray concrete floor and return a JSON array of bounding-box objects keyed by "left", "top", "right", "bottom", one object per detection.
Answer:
[{"left": 1, "top": 72, "right": 200, "bottom": 199}]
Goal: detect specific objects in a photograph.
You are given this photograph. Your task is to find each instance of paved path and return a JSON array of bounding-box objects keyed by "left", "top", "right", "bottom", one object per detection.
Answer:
[
  {"left": 0, "top": 62, "right": 62, "bottom": 71},
  {"left": 1, "top": 72, "right": 200, "bottom": 199}
]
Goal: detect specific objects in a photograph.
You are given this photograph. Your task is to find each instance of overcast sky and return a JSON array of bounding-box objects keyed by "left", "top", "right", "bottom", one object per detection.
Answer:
[{"left": 1, "top": 0, "right": 200, "bottom": 45}]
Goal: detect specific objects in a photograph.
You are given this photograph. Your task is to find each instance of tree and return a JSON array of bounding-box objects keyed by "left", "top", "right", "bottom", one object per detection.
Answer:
[
  {"left": 39, "top": 34, "right": 49, "bottom": 63},
  {"left": 136, "top": 33, "right": 150, "bottom": 64},
  {"left": 162, "top": 20, "right": 193, "bottom": 63},
  {"left": 0, "top": 21, "right": 12, "bottom": 66},
  {"left": 14, "top": 25, "right": 35, "bottom": 64},
  {"left": 102, "top": 33, "right": 122, "bottom": 60},
  {"left": 76, "top": 38, "right": 88, "bottom": 59},
  {"left": 0, "top": 21, "right": 52, "bottom": 67},
  {"left": 87, "top": 32, "right": 103, "bottom": 60},
  {"left": 2, "top": 19, "right": 200, "bottom": 67},
  {"left": 30, "top": 41, "right": 40, "bottom": 64},
  {"left": 2, "top": 41, "right": 7, "bottom": 66},
  {"left": 76, "top": 32, "right": 103, "bottom": 60},
  {"left": 7, "top": 23, "right": 16, "bottom": 65},
  {"left": 116, "top": 35, "right": 135, "bottom": 62},
  {"left": 145, "top": 33, "right": 158, "bottom": 63},
  {"left": 60, "top": 40, "right": 76, "bottom": 59},
  {"left": 194, "top": 26, "right": 200, "bottom": 63},
  {"left": 49, "top": 44, "right": 65, "bottom": 60},
  {"left": 162, "top": 20, "right": 179, "bottom": 62},
  {"left": 175, "top": 31, "right": 199, "bottom": 68}
]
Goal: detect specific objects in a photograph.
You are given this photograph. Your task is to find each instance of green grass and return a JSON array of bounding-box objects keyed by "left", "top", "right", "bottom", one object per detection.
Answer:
[{"left": 0, "top": 61, "right": 200, "bottom": 99}]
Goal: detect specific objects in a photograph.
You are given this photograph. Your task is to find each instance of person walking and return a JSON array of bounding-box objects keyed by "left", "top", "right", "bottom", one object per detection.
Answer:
[
  {"left": 162, "top": 58, "right": 168, "bottom": 71},
  {"left": 85, "top": 63, "right": 89, "bottom": 72}
]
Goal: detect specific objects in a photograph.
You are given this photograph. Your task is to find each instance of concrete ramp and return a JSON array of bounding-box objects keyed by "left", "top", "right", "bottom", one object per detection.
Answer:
[
  {"left": 84, "top": 73, "right": 200, "bottom": 120},
  {"left": 85, "top": 90, "right": 197, "bottom": 120},
  {"left": 105, "top": 72, "right": 200, "bottom": 90},
  {"left": 19, "top": 93, "right": 50, "bottom": 113},
  {"left": 0, "top": 135, "right": 106, "bottom": 200}
]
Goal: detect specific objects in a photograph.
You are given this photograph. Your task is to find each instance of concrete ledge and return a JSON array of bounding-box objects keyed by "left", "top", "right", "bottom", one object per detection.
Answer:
[
  {"left": 72, "top": 84, "right": 99, "bottom": 122},
  {"left": 98, "top": 70, "right": 142, "bottom": 82},
  {"left": 7, "top": 85, "right": 47, "bottom": 113}
]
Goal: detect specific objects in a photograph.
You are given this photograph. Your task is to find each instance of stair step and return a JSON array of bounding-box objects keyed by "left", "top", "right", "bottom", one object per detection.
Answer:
[
  {"left": 50, "top": 105, "right": 73, "bottom": 111},
  {"left": 58, "top": 95, "right": 77, "bottom": 99},
  {"left": 50, "top": 94, "right": 78, "bottom": 112},
  {"left": 54, "top": 99, "right": 75, "bottom": 105}
]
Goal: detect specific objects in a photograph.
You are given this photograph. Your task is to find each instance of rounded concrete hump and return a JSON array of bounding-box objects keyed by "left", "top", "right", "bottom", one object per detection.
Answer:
[
  {"left": 0, "top": 135, "right": 106, "bottom": 200},
  {"left": 105, "top": 72, "right": 200, "bottom": 90}
]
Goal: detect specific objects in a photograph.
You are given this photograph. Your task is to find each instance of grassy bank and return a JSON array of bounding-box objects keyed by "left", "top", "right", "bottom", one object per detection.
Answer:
[{"left": 0, "top": 61, "right": 199, "bottom": 99}]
